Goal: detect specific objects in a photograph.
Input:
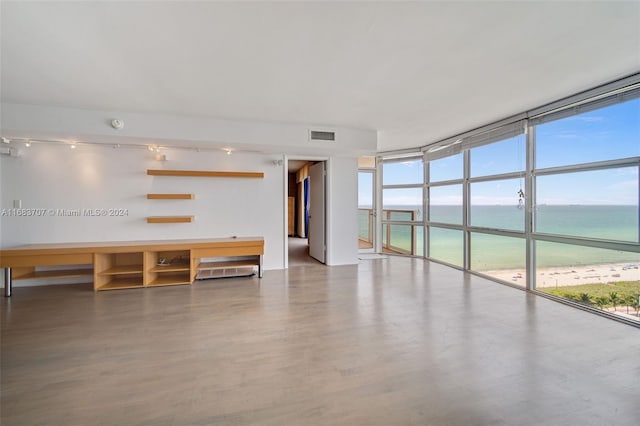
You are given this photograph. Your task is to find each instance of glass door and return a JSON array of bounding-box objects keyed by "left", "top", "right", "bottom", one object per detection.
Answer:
[{"left": 358, "top": 170, "right": 375, "bottom": 252}]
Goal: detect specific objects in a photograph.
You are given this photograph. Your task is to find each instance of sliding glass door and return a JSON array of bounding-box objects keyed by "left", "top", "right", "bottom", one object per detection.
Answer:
[{"left": 358, "top": 170, "right": 375, "bottom": 252}]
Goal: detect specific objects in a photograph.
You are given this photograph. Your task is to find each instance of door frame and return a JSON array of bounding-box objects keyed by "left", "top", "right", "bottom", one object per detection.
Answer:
[{"left": 283, "top": 155, "right": 329, "bottom": 269}]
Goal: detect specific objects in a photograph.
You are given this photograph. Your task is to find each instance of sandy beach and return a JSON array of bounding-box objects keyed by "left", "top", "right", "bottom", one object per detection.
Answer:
[{"left": 484, "top": 262, "right": 640, "bottom": 287}]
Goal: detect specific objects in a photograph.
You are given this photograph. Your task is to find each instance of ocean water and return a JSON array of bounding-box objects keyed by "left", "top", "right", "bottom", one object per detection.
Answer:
[{"left": 359, "top": 205, "right": 639, "bottom": 269}]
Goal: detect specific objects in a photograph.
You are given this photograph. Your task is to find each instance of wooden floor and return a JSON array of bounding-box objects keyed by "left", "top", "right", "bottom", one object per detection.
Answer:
[{"left": 2, "top": 257, "right": 639, "bottom": 425}]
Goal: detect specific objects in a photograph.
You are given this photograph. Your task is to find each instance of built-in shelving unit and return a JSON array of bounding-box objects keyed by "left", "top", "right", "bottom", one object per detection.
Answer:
[
  {"left": 147, "top": 169, "right": 264, "bottom": 178},
  {"left": 147, "top": 216, "right": 194, "bottom": 223},
  {"left": 1, "top": 237, "right": 264, "bottom": 294},
  {"left": 147, "top": 193, "right": 194, "bottom": 200}
]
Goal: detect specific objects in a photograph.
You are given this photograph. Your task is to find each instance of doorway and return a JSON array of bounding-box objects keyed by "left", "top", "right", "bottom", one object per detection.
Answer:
[{"left": 286, "top": 159, "right": 326, "bottom": 267}]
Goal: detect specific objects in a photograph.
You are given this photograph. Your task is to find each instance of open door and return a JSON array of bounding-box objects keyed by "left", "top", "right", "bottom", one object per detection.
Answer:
[{"left": 308, "top": 162, "right": 326, "bottom": 263}]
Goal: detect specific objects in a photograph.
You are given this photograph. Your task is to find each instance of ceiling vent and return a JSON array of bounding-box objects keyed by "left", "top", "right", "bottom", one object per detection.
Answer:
[{"left": 309, "top": 130, "right": 336, "bottom": 142}]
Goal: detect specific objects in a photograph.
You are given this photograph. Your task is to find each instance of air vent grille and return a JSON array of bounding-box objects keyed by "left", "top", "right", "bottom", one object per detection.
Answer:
[{"left": 309, "top": 130, "right": 336, "bottom": 142}]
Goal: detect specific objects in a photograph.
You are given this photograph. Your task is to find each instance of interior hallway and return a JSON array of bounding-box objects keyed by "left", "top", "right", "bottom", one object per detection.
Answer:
[
  {"left": 2, "top": 257, "right": 639, "bottom": 425},
  {"left": 287, "top": 237, "right": 323, "bottom": 267}
]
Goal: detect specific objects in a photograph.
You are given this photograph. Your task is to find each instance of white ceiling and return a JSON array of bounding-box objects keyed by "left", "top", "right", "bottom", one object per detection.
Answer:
[{"left": 2, "top": 1, "right": 639, "bottom": 152}]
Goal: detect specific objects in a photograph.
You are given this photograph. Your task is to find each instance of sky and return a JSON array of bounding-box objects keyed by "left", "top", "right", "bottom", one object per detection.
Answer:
[{"left": 360, "top": 97, "right": 639, "bottom": 207}]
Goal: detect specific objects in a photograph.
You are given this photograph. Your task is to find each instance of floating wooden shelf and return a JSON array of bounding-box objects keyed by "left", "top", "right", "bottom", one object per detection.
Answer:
[
  {"left": 13, "top": 268, "right": 94, "bottom": 281},
  {"left": 147, "top": 193, "right": 194, "bottom": 200},
  {"left": 147, "top": 169, "right": 264, "bottom": 178},
  {"left": 147, "top": 216, "right": 194, "bottom": 224}
]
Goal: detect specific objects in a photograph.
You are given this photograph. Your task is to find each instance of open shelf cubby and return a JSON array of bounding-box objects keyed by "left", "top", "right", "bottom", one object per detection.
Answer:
[
  {"left": 94, "top": 252, "right": 144, "bottom": 291},
  {"left": 12, "top": 267, "right": 94, "bottom": 281},
  {"left": 144, "top": 250, "right": 192, "bottom": 287}
]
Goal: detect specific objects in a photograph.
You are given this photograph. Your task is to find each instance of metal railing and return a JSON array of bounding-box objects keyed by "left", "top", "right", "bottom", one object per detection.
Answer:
[{"left": 359, "top": 208, "right": 418, "bottom": 255}]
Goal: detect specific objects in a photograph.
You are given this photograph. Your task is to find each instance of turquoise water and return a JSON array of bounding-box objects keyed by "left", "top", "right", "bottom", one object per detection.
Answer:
[{"left": 359, "top": 205, "right": 639, "bottom": 269}]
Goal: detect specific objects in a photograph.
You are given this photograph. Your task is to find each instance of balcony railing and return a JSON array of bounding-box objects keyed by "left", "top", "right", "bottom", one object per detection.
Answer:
[{"left": 358, "top": 208, "right": 419, "bottom": 255}]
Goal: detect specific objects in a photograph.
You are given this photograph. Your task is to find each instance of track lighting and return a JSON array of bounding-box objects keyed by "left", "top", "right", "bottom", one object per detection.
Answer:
[{"left": 0, "top": 138, "right": 239, "bottom": 154}]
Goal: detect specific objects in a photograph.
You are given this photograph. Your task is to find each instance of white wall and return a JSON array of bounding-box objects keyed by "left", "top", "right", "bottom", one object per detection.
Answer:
[
  {"left": 0, "top": 144, "right": 285, "bottom": 269},
  {"left": 1, "top": 146, "right": 364, "bottom": 287},
  {"left": 0, "top": 103, "right": 371, "bottom": 288},
  {"left": 326, "top": 157, "right": 358, "bottom": 265},
  {"left": 1, "top": 103, "right": 377, "bottom": 157}
]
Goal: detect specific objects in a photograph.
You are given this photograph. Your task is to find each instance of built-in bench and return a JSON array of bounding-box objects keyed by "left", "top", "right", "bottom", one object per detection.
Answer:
[{"left": 0, "top": 237, "right": 264, "bottom": 296}]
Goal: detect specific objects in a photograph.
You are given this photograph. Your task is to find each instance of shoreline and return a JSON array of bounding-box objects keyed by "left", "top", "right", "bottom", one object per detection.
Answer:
[{"left": 484, "top": 262, "right": 639, "bottom": 287}]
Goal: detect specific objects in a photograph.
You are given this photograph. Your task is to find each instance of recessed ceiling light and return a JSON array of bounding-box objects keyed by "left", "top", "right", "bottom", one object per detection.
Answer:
[
  {"left": 24, "top": 140, "right": 31, "bottom": 147},
  {"left": 70, "top": 144, "right": 76, "bottom": 149}
]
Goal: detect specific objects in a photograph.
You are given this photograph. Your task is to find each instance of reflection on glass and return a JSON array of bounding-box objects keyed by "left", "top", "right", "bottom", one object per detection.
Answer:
[
  {"left": 429, "top": 153, "right": 463, "bottom": 182},
  {"left": 383, "top": 224, "right": 423, "bottom": 256},
  {"left": 470, "top": 179, "right": 525, "bottom": 231},
  {"left": 358, "top": 172, "right": 373, "bottom": 208},
  {"left": 383, "top": 188, "right": 423, "bottom": 221},
  {"left": 536, "top": 241, "right": 639, "bottom": 322},
  {"left": 536, "top": 97, "right": 640, "bottom": 169},
  {"left": 470, "top": 233, "right": 526, "bottom": 287},
  {"left": 358, "top": 209, "right": 373, "bottom": 248},
  {"left": 429, "top": 185, "right": 463, "bottom": 224},
  {"left": 429, "top": 227, "right": 463, "bottom": 267},
  {"left": 383, "top": 158, "right": 423, "bottom": 185},
  {"left": 383, "top": 223, "right": 387, "bottom": 247},
  {"left": 470, "top": 134, "right": 525, "bottom": 177},
  {"left": 536, "top": 168, "right": 639, "bottom": 242}
]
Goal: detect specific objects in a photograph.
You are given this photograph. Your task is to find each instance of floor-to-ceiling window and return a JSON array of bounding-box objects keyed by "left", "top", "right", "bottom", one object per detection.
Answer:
[
  {"left": 379, "top": 76, "right": 640, "bottom": 324},
  {"left": 381, "top": 156, "right": 424, "bottom": 256},
  {"left": 531, "top": 93, "right": 639, "bottom": 321},
  {"left": 427, "top": 152, "right": 464, "bottom": 267},
  {"left": 467, "top": 131, "right": 528, "bottom": 287}
]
